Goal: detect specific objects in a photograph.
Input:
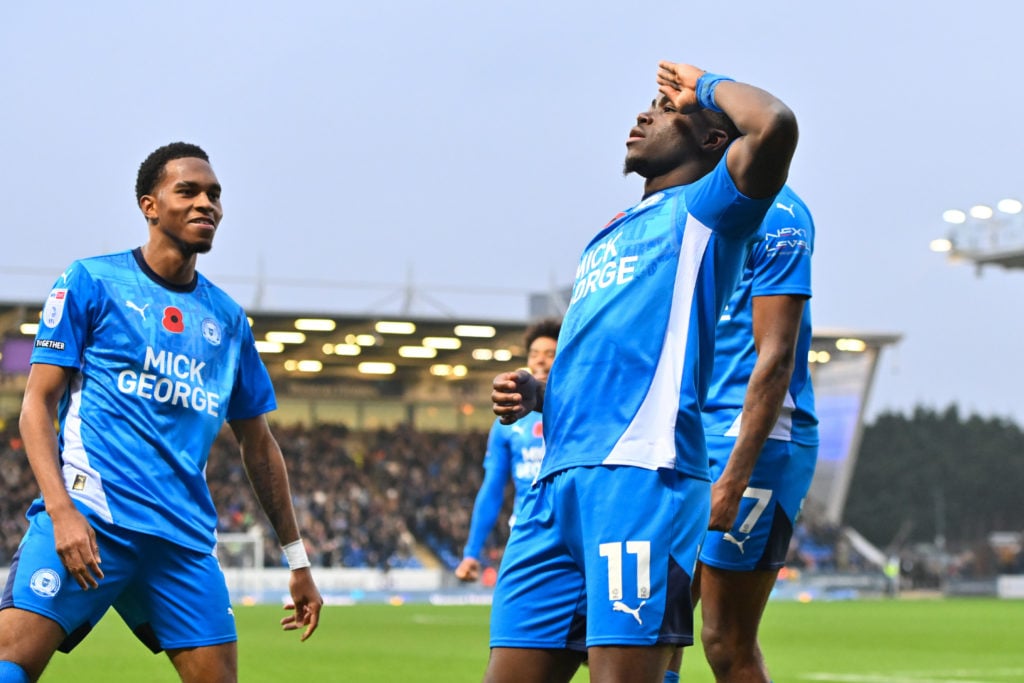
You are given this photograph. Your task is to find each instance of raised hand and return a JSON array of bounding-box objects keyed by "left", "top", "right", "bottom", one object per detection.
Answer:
[{"left": 655, "top": 61, "right": 706, "bottom": 114}]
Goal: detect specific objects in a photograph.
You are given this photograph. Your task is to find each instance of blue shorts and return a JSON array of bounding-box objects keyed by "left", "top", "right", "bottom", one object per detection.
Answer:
[
  {"left": 1, "top": 503, "right": 235, "bottom": 653},
  {"left": 699, "top": 436, "right": 817, "bottom": 571},
  {"left": 490, "top": 465, "right": 710, "bottom": 650}
]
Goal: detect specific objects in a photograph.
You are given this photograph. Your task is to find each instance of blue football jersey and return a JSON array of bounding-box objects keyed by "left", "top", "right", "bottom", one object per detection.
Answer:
[
  {"left": 540, "top": 153, "right": 774, "bottom": 481},
  {"left": 702, "top": 186, "right": 819, "bottom": 445},
  {"left": 29, "top": 249, "right": 276, "bottom": 553},
  {"left": 464, "top": 413, "right": 545, "bottom": 559}
]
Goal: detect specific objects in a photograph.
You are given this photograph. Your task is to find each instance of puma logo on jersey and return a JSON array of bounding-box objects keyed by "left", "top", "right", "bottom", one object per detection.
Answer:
[
  {"left": 126, "top": 301, "right": 150, "bottom": 319},
  {"left": 60, "top": 268, "right": 73, "bottom": 284},
  {"left": 612, "top": 600, "right": 646, "bottom": 625},
  {"left": 775, "top": 202, "right": 795, "bottom": 217},
  {"left": 723, "top": 532, "right": 748, "bottom": 554}
]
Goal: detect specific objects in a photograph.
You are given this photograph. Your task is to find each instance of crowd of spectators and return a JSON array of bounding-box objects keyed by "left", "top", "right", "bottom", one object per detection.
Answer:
[
  {"left": 0, "top": 419, "right": 506, "bottom": 572},
  {"left": 5, "top": 419, "right": 1019, "bottom": 580}
]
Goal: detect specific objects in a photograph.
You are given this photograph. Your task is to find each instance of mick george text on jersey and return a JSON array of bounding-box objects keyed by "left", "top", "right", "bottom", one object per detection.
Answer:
[{"left": 116, "top": 346, "right": 222, "bottom": 417}]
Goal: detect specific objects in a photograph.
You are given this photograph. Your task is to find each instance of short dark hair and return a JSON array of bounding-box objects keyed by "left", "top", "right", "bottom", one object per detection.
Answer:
[
  {"left": 704, "top": 110, "right": 741, "bottom": 142},
  {"left": 525, "top": 318, "right": 561, "bottom": 349},
  {"left": 135, "top": 142, "right": 210, "bottom": 202}
]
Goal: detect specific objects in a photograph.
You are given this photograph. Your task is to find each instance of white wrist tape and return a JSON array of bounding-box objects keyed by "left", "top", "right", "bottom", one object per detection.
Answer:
[{"left": 282, "top": 540, "right": 311, "bottom": 570}]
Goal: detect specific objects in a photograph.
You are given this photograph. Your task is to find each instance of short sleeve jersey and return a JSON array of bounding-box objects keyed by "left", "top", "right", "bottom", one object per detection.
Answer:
[
  {"left": 702, "top": 186, "right": 819, "bottom": 445},
  {"left": 540, "top": 153, "right": 774, "bottom": 481},
  {"left": 29, "top": 249, "right": 276, "bottom": 552}
]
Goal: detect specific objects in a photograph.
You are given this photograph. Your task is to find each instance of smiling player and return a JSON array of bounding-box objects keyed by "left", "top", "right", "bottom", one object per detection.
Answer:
[{"left": 0, "top": 142, "right": 322, "bottom": 683}]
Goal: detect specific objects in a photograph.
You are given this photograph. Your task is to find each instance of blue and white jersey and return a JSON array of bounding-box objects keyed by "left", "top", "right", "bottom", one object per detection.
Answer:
[
  {"left": 29, "top": 249, "right": 276, "bottom": 553},
  {"left": 702, "top": 186, "right": 819, "bottom": 445},
  {"left": 463, "top": 413, "right": 545, "bottom": 559},
  {"left": 540, "top": 153, "right": 774, "bottom": 481}
]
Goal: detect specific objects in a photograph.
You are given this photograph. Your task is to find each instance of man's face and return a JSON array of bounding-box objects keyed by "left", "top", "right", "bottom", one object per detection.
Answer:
[
  {"left": 141, "top": 157, "right": 223, "bottom": 255},
  {"left": 527, "top": 336, "right": 557, "bottom": 382},
  {"left": 623, "top": 96, "right": 706, "bottom": 178}
]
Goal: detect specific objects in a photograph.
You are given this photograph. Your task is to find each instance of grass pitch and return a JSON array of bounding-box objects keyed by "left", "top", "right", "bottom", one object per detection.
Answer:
[{"left": 40, "top": 598, "right": 1023, "bottom": 682}]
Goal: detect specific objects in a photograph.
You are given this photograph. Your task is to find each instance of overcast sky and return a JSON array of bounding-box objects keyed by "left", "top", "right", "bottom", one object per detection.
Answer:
[{"left": 3, "top": 1, "right": 1023, "bottom": 425}]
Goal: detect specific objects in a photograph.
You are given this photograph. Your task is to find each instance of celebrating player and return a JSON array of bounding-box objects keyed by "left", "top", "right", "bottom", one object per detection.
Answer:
[
  {"left": 669, "top": 184, "right": 818, "bottom": 683},
  {"left": 485, "top": 61, "right": 799, "bottom": 683},
  {"left": 0, "top": 142, "right": 322, "bottom": 683},
  {"left": 455, "top": 318, "right": 561, "bottom": 583}
]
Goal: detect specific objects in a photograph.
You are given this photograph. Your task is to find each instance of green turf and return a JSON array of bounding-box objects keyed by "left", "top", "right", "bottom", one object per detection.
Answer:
[{"left": 39, "top": 598, "right": 1024, "bottom": 682}]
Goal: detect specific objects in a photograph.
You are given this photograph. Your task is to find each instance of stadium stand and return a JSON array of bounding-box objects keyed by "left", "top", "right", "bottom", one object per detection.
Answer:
[
  {"left": 0, "top": 418, "right": 494, "bottom": 571},
  {"left": 2, "top": 417, "right": 1019, "bottom": 591}
]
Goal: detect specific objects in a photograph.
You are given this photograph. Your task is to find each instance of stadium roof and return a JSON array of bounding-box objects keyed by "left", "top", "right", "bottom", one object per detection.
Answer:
[
  {"left": 0, "top": 301, "right": 902, "bottom": 395},
  {"left": 0, "top": 302, "right": 537, "bottom": 388}
]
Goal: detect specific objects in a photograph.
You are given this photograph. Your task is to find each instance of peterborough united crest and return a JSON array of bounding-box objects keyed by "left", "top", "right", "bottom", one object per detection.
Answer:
[
  {"left": 29, "top": 568, "right": 61, "bottom": 598},
  {"left": 202, "top": 318, "right": 222, "bottom": 346}
]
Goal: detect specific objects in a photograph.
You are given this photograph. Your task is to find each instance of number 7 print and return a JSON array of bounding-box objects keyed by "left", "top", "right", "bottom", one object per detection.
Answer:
[{"left": 733, "top": 486, "right": 772, "bottom": 534}]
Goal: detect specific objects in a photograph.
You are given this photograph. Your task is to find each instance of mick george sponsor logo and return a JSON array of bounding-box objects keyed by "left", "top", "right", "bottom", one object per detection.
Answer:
[
  {"left": 117, "top": 346, "right": 221, "bottom": 416},
  {"left": 570, "top": 232, "right": 640, "bottom": 305},
  {"left": 514, "top": 445, "right": 545, "bottom": 481}
]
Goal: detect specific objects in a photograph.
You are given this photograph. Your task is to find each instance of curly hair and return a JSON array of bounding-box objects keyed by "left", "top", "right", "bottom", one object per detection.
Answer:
[
  {"left": 524, "top": 317, "right": 561, "bottom": 350},
  {"left": 135, "top": 142, "right": 210, "bottom": 202}
]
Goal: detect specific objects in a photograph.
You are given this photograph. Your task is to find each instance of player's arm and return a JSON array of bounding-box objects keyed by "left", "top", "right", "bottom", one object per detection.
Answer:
[
  {"left": 19, "top": 363, "right": 104, "bottom": 589},
  {"left": 230, "top": 415, "right": 323, "bottom": 640},
  {"left": 708, "top": 294, "right": 806, "bottom": 531},
  {"left": 492, "top": 369, "right": 545, "bottom": 425},
  {"left": 456, "top": 426, "right": 513, "bottom": 581},
  {"left": 657, "top": 61, "right": 798, "bottom": 199}
]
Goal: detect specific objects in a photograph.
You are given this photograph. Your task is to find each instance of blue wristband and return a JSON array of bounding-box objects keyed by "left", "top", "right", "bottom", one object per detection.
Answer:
[{"left": 696, "top": 72, "right": 735, "bottom": 113}]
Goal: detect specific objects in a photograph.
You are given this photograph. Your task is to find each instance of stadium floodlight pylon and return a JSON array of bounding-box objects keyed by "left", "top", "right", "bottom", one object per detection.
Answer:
[{"left": 932, "top": 198, "right": 1024, "bottom": 273}]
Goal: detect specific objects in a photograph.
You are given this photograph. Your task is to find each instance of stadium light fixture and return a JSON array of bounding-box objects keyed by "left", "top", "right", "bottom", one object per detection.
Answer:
[
  {"left": 997, "top": 198, "right": 1023, "bottom": 215},
  {"left": 19, "top": 323, "right": 39, "bottom": 335},
  {"left": 399, "top": 346, "right": 438, "bottom": 359},
  {"left": 358, "top": 362, "right": 396, "bottom": 375},
  {"left": 836, "top": 338, "right": 867, "bottom": 353},
  {"left": 255, "top": 341, "right": 284, "bottom": 354},
  {"left": 375, "top": 321, "right": 416, "bottom": 335},
  {"left": 454, "top": 324, "right": 496, "bottom": 338},
  {"left": 265, "top": 331, "right": 306, "bottom": 344},
  {"left": 808, "top": 350, "right": 832, "bottom": 364},
  {"left": 942, "top": 209, "right": 967, "bottom": 224},
  {"left": 430, "top": 364, "right": 453, "bottom": 376},
  {"left": 969, "top": 204, "right": 994, "bottom": 220},
  {"left": 929, "top": 238, "right": 953, "bottom": 253},
  {"left": 472, "top": 349, "right": 494, "bottom": 360},
  {"left": 333, "top": 343, "right": 361, "bottom": 356},
  {"left": 296, "top": 360, "right": 323, "bottom": 373},
  {"left": 493, "top": 349, "right": 513, "bottom": 361},
  {"left": 423, "top": 336, "right": 462, "bottom": 350},
  {"left": 294, "top": 318, "right": 336, "bottom": 332},
  {"left": 452, "top": 365, "right": 468, "bottom": 377}
]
